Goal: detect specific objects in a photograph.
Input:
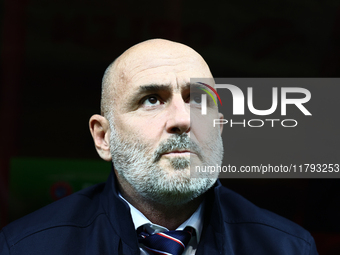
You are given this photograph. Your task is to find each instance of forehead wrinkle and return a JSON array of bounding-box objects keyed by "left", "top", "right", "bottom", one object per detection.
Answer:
[
  {"left": 127, "top": 63, "right": 183, "bottom": 84},
  {"left": 111, "top": 39, "right": 212, "bottom": 97},
  {"left": 122, "top": 50, "right": 201, "bottom": 80}
]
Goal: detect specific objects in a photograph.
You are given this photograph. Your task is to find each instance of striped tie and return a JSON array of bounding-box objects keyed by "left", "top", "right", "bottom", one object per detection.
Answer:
[{"left": 137, "top": 226, "right": 194, "bottom": 255}]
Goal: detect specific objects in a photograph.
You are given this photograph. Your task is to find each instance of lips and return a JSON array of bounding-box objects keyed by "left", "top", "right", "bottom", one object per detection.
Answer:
[{"left": 162, "top": 150, "right": 192, "bottom": 155}]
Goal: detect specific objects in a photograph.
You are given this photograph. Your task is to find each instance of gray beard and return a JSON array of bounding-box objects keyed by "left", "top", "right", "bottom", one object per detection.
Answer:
[{"left": 109, "top": 123, "right": 223, "bottom": 206}]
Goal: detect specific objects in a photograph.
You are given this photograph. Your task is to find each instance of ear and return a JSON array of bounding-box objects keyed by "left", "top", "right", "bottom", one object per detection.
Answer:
[
  {"left": 218, "top": 112, "right": 224, "bottom": 135},
  {"left": 89, "top": 114, "right": 112, "bottom": 161}
]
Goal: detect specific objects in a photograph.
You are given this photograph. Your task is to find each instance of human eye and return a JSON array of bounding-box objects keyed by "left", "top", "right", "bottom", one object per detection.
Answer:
[
  {"left": 187, "top": 92, "right": 203, "bottom": 105},
  {"left": 141, "top": 95, "right": 162, "bottom": 107}
]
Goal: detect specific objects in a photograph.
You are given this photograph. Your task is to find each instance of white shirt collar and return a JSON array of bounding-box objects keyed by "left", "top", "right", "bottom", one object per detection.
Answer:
[{"left": 119, "top": 194, "right": 204, "bottom": 242}]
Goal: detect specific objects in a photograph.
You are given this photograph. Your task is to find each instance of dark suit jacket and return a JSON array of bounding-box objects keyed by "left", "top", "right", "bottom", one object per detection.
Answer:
[{"left": 0, "top": 171, "right": 318, "bottom": 254}]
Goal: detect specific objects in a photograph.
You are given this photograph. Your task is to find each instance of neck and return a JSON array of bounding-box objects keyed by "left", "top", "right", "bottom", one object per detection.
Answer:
[{"left": 117, "top": 174, "right": 204, "bottom": 230}]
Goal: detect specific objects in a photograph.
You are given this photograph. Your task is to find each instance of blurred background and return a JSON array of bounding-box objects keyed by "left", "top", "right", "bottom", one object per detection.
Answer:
[{"left": 1, "top": 0, "right": 340, "bottom": 254}]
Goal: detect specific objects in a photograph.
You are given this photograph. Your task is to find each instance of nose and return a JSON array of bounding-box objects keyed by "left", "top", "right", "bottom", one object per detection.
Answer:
[{"left": 165, "top": 94, "right": 190, "bottom": 135}]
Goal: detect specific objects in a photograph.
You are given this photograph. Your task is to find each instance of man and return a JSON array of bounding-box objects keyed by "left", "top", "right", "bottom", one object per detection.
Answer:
[{"left": 0, "top": 39, "right": 318, "bottom": 254}]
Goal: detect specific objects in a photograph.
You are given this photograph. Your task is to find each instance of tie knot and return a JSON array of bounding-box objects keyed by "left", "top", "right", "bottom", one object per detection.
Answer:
[{"left": 137, "top": 226, "right": 194, "bottom": 255}]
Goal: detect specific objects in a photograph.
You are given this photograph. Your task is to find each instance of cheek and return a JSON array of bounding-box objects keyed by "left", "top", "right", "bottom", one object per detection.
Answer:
[
  {"left": 192, "top": 111, "right": 218, "bottom": 133},
  {"left": 191, "top": 112, "right": 221, "bottom": 152},
  {"left": 115, "top": 114, "right": 165, "bottom": 143}
]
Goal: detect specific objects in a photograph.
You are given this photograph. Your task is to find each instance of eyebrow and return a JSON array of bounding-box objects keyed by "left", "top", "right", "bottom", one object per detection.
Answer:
[
  {"left": 137, "top": 82, "right": 207, "bottom": 93},
  {"left": 128, "top": 83, "right": 206, "bottom": 106},
  {"left": 136, "top": 82, "right": 206, "bottom": 94},
  {"left": 138, "top": 84, "right": 172, "bottom": 94}
]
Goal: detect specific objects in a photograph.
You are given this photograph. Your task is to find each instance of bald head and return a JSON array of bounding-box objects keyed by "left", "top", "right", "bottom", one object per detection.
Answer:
[
  {"left": 101, "top": 39, "right": 212, "bottom": 120},
  {"left": 91, "top": 39, "right": 223, "bottom": 207}
]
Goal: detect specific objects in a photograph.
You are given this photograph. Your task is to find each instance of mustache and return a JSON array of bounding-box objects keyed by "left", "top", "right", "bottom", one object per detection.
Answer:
[{"left": 152, "top": 134, "right": 203, "bottom": 162}]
